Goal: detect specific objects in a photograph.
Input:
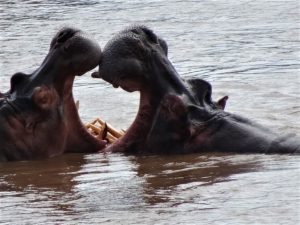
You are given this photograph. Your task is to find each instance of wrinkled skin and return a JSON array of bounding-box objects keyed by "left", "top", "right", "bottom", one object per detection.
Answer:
[
  {"left": 0, "top": 27, "right": 106, "bottom": 161},
  {"left": 94, "top": 25, "right": 299, "bottom": 154}
]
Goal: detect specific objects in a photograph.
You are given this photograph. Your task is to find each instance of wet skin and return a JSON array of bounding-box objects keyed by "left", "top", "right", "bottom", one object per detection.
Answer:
[
  {"left": 0, "top": 27, "right": 106, "bottom": 161},
  {"left": 94, "top": 25, "right": 299, "bottom": 154}
]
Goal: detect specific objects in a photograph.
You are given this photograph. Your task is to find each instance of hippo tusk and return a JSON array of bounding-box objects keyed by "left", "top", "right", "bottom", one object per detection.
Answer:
[
  {"left": 106, "top": 132, "right": 118, "bottom": 143},
  {"left": 85, "top": 117, "right": 125, "bottom": 143},
  {"left": 91, "top": 117, "right": 124, "bottom": 138},
  {"left": 101, "top": 123, "right": 108, "bottom": 140},
  {"left": 75, "top": 100, "right": 80, "bottom": 110}
]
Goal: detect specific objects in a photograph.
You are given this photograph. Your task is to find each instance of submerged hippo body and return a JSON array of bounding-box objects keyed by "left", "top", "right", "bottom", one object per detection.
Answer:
[
  {"left": 94, "top": 25, "right": 299, "bottom": 154},
  {"left": 0, "top": 27, "right": 106, "bottom": 161}
]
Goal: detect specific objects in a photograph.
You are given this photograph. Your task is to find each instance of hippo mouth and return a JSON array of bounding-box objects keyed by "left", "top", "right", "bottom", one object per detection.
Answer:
[
  {"left": 96, "top": 77, "right": 227, "bottom": 154},
  {"left": 0, "top": 27, "right": 105, "bottom": 161}
]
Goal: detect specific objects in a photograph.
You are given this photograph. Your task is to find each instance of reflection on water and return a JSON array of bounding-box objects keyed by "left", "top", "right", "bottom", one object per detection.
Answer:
[
  {"left": 0, "top": 0, "right": 300, "bottom": 224},
  {"left": 0, "top": 153, "right": 299, "bottom": 224},
  {"left": 133, "top": 154, "right": 259, "bottom": 205},
  {"left": 0, "top": 154, "right": 85, "bottom": 221}
]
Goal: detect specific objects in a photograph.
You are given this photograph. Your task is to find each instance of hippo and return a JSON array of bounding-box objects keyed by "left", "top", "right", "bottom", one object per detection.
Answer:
[
  {"left": 0, "top": 27, "right": 106, "bottom": 161},
  {"left": 92, "top": 25, "right": 300, "bottom": 154}
]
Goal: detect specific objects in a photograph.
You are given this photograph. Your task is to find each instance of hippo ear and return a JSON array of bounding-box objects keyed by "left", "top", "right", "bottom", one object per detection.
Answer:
[
  {"left": 186, "top": 78, "right": 213, "bottom": 105},
  {"left": 9, "top": 72, "right": 29, "bottom": 93},
  {"left": 217, "top": 96, "right": 229, "bottom": 110},
  {"left": 32, "top": 86, "right": 58, "bottom": 111}
]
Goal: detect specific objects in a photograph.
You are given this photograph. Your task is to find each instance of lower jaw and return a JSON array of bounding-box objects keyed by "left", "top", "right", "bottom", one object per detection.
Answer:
[
  {"left": 62, "top": 77, "right": 106, "bottom": 152},
  {"left": 108, "top": 90, "right": 158, "bottom": 152}
]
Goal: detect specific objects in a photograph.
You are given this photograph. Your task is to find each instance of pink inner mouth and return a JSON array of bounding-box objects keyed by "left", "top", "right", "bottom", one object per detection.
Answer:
[{"left": 107, "top": 90, "right": 157, "bottom": 152}]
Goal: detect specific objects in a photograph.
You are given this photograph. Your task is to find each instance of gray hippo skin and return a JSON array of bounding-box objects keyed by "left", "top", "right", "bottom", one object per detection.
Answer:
[
  {"left": 93, "top": 25, "right": 299, "bottom": 154},
  {"left": 0, "top": 27, "right": 106, "bottom": 161}
]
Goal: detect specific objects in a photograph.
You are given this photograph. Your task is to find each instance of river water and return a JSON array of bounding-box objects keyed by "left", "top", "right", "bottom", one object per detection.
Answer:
[{"left": 0, "top": 0, "right": 299, "bottom": 224}]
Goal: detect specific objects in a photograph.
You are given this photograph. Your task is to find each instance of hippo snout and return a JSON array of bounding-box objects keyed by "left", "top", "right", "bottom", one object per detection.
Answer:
[{"left": 48, "top": 27, "right": 102, "bottom": 76}]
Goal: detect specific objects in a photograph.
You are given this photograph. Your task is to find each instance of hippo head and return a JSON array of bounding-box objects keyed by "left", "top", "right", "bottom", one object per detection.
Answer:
[
  {"left": 0, "top": 27, "right": 106, "bottom": 161},
  {"left": 93, "top": 25, "right": 228, "bottom": 153},
  {"left": 92, "top": 25, "right": 169, "bottom": 93}
]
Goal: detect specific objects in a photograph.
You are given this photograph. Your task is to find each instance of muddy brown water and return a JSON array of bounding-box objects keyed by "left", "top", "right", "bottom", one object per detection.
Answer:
[{"left": 0, "top": 0, "right": 299, "bottom": 224}]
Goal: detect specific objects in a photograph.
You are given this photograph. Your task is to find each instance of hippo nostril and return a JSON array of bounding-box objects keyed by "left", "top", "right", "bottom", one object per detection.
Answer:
[{"left": 57, "top": 29, "right": 77, "bottom": 43}]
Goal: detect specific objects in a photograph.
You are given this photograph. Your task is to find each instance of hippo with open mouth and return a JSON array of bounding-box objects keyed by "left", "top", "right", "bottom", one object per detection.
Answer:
[
  {"left": 93, "top": 25, "right": 299, "bottom": 154},
  {"left": 0, "top": 27, "right": 106, "bottom": 161}
]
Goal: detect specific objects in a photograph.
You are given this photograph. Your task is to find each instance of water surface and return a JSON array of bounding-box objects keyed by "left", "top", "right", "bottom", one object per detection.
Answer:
[{"left": 0, "top": 0, "right": 299, "bottom": 224}]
